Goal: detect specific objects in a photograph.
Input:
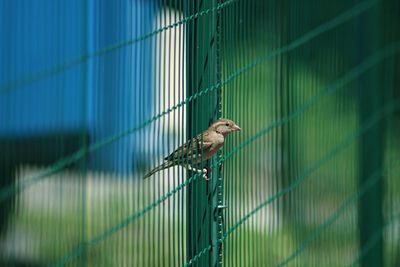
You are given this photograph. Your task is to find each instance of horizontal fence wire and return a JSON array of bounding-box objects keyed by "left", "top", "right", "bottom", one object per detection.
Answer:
[
  {"left": 0, "top": 0, "right": 384, "bottom": 205},
  {"left": 348, "top": 211, "right": 400, "bottom": 267},
  {"left": 222, "top": 100, "right": 400, "bottom": 241},
  {"left": 0, "top": 0, "right": 236, "bottom": 94},
  {"left": 219, "top": 0, "right": 400, "bottom": 263},
  {"left": 183, "top": 100, "right": 400, "bottom": 266},
  {"left": 51, "top": 172, "right": 203, "bottom": 266},
  {"left": 274, "top": 160, "right": 400, "bottom": 267},
  {"left": 50, "top": 38, "right": 400, "bottom": 266}
]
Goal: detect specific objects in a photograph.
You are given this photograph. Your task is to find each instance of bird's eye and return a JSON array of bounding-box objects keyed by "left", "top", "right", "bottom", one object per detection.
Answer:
[{"left": 225, "top": 123, "right": 229, "bottom": 126}]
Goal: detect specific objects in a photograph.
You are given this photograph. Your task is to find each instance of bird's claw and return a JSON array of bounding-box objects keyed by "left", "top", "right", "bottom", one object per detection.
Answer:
[
  {"left": 203, "top": 166, "right": 211, "bottom": 180},
  {"left": 187, "top": 165, "right": 211, "bottom": 180}
]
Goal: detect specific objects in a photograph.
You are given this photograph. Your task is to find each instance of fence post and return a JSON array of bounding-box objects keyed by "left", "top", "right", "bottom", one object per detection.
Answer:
[
  {"left": 357, "top": 2, "right": 384, "bottom": 267},
  {"left": 186, "top": 0, "right": 221, "bottom": 266}
]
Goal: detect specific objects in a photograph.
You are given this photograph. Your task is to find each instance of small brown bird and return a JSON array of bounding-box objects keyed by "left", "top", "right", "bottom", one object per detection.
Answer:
[{"left": 143, "top": 118, "right": 241, "bottom": 179}]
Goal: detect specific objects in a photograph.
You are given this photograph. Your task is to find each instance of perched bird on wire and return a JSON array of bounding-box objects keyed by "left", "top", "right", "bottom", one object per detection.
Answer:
[{"left": 143, "top": 118, "right": 241, "bottom": 180}]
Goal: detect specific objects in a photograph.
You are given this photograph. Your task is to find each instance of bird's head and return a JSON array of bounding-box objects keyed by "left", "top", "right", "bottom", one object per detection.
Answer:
[{"left": 210, "top": 118, "right": 241, "bottom": 136}]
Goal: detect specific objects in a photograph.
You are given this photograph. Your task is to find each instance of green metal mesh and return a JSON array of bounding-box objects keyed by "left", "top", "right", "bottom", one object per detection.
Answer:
[
  {"left": 0, "top": 0, "right": 399, "bottom": 266},
  {"left": 219, "top": 0, "right": 400, "bottom": 266}
]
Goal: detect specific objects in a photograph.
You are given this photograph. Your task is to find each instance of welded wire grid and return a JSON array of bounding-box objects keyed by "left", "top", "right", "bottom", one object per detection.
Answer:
[{"left": 0, "top": 0, "right": 399, "bottom": 267}]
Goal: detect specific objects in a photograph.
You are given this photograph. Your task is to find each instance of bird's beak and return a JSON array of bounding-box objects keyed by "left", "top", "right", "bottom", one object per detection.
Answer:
[{"left": 231, "top": 124, "right": 241, "bottom": 132}]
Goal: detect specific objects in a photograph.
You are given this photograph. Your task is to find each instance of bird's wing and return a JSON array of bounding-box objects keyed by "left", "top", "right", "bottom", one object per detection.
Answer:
[{"left": 164, "top": 132, "right": 213, "bottom": 164}]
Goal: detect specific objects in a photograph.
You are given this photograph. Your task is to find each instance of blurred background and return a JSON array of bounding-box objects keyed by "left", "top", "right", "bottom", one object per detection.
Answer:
[{"left": 0, "top": 0, "right": 399, "bottom": 266}]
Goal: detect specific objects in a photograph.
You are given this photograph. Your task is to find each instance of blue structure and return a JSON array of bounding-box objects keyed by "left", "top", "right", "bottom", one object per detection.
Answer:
[{"left": 0, "top": 0, "right": 155, "bottom": 173}]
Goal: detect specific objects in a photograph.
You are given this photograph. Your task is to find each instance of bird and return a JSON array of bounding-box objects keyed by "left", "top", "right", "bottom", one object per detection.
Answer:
[{"left": 143, "top": 118, "right": 241, "bottom": 179}]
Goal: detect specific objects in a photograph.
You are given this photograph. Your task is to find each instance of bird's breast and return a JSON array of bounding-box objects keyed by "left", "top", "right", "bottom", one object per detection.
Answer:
[
  {"left": 203, "top": 132, "right": 224, "bottom": 159},
  {"left": 214, "top": 133, "right": 224, "bottom": 145}
]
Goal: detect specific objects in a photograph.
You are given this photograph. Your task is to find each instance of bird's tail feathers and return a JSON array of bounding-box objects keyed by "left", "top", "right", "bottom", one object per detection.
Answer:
[{"left": 143, "top": 161, "right": 174, "bottom": 179}]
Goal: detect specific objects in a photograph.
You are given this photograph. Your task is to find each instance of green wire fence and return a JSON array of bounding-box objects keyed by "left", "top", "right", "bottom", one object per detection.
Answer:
[{"left": 0, "top": 0, "right": 399, "bottom": 266}]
